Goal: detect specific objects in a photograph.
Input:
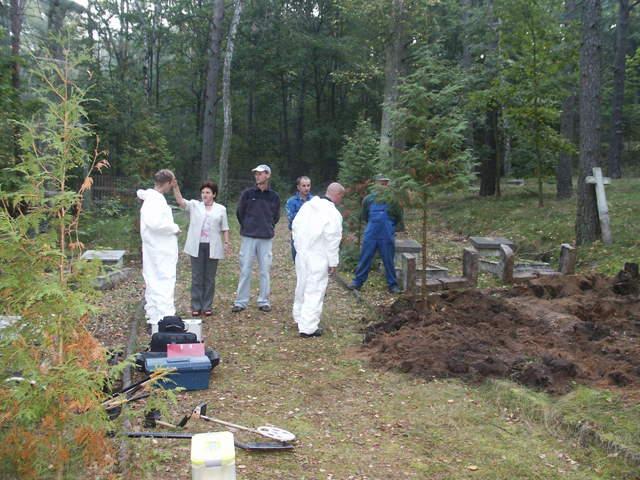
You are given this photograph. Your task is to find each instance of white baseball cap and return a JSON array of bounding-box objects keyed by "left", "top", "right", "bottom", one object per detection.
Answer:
[{"left": 252, "top": 164, "right": 271, "bottom": 174}]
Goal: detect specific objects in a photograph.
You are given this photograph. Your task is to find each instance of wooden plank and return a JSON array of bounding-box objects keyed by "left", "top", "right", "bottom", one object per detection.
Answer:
[
  {"left": 585, "top": 175, "right": 611, "bottom": 185},
  {"left": 592, "top": 167, "right": 613, "bottom": 245}
]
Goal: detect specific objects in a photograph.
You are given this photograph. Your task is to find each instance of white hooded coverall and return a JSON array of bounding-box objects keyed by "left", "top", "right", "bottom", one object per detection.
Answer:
[
  {"left": 292, "top": 196, "right": 343, "bottom": 335},
  {"left": 137, "top": 188, "right": 180, "bottom": 325}
]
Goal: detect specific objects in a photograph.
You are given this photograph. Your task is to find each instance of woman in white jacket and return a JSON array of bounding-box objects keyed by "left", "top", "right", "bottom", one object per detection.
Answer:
[{"left": 173, "top": 180, "right": 231, "bottom": 316}]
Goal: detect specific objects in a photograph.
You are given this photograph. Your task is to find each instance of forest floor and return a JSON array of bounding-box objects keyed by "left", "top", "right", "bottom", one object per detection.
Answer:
[{"left": 90, "top": 194, "right": 640, "bottom": 480}]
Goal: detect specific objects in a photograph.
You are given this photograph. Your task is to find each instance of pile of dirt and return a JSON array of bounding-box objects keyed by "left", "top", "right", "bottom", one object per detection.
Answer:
[{"left": 362, "top": 273, "right": 640, "bottom": 394}]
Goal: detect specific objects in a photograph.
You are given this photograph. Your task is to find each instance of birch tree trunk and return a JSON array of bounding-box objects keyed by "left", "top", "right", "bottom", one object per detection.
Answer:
[
  {"left": 200, "top": 0, "right": 225, "bottom": 182},
  {"left": 576, "top": 0, "right": 602, "bottom": 245},
  {"left": 219, "top": 0, "right": 243, "bottom": 203}
]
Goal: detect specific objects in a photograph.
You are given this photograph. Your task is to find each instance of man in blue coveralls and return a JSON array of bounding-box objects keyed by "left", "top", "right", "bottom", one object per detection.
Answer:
[
  {"left": 348, "top": 174, "right": 403, "bottom": 294},
  {"left": 285, "top": 176, "right": 313, "bottom": 261}
]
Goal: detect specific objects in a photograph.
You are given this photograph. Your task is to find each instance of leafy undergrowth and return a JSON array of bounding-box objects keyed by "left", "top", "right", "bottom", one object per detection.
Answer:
[{"left": 95, "top": 208, "right": 639, "bottom": 479}]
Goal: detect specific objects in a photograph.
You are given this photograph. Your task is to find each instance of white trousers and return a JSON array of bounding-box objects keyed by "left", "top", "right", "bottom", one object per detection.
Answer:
[
  {"left": 142, "top": 244, "right": 177, "bottom": 324},
  {"left": 293, "top": 251, "right": 329, "bottom": 335}
]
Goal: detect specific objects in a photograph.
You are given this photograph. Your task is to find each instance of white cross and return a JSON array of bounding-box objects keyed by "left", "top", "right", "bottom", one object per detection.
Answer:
[{"left": 585, "top": 167, "right": 612, "bottom": 245}]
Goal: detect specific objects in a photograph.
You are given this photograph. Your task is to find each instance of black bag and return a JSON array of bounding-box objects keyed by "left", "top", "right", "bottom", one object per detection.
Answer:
[
  {"left": 158, "top": 316, "right": 186, "bottom": 333},
  {"left": 135, "top": 348, "right": 221, "bottom": 372},
  {"left": 150, "top": 331, "right": 198, "bottom": 352}
]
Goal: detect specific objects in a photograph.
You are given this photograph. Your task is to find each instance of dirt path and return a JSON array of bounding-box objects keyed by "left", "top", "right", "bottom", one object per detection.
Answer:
[{"left": 120, "top": 214, "right": 636, "bottom": 479}]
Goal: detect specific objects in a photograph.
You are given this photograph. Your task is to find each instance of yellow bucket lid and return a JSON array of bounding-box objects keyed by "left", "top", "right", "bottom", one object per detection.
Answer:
[{"left": 191, "top": 431, "right": 235, "bottom": 467}]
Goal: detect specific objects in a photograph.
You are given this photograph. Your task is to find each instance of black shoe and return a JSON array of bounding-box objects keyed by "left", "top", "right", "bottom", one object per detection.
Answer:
[
  {"left": 231, "top": 305, "right": 245, "bottom": 313},
  {"left": 258, "top": 305, "right": 272, "bottom": 312},
  {"left": 388, "top": 285, "right": 401, "bottom": 294},
  {"left": 347, "top": 282, "right": 361, "bottom": 291},
  {"left": 299, "top": 328, "right": 323, "bottom": 338}
]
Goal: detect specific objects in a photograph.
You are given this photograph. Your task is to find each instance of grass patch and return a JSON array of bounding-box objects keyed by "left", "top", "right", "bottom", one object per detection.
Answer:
[
  {"left": 482, "top": 380, "right": 640, "bottom": 472},
  {"left": 91, "top": 192, "right": 640, "bottom": 478},
  {"left": 429, "top": 177, "right": 640, "bottom": 275}
]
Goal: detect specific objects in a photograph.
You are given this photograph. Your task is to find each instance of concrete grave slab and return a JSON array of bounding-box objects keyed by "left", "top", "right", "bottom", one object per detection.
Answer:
[
  {"left": 506, "top": 179, "right": 525, "bottom": 186},
  {"left": 81, "top": 249, "right": 126, "bottom": 268},
  {"left": 395, "top": 238, "right": 422, "bottom": 254},
  {"left": 470, "top": 236, "right": 515, "bottom": 258}
]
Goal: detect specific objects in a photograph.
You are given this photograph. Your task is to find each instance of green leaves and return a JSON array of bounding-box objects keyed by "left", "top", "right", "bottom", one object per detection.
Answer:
[
  {"left": 392, "top": 43, "right": 473, "bottom": 204},
  {"left": 0, "top": 49, "right": 115, "bottom": 479}
]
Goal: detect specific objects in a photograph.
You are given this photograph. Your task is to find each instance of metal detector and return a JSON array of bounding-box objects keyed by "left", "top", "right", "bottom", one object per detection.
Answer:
[{"left": 179, "top": 402, "right": 296, "bottom": 443}]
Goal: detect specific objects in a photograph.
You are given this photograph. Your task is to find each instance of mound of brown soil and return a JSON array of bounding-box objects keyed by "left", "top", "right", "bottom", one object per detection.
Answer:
[{"left": 362, "top": 274, "right": 640, "bottom": 393}]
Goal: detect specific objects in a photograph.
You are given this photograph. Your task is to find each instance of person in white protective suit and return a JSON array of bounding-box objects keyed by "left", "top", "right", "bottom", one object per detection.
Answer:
[
  {"left": 136, "top": 169, "right": 181, "bottom": 328},
  {"left": 292, "top": 182, "right": 345, "bottom": 338}
]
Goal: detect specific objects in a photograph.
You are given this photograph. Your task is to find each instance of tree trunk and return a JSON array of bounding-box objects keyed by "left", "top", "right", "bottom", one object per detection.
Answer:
[
  {"left": 295, "top": 67, "right": 306, "bottom": 174},
  {"left": 280, "top": 74, "right": 292, "bottom": 169},
  {"left": 492, "top": 109, "right": 502, "bottom": 198},
  {"left": 219, "top": 0, "right": 243, "bottom": 204},
  {"left": 557, "top": 0, "right": 578, "bottom": 199},
  {"left": 47, "top": 0, "right": 67, "bottom": 60},
  {"left": 10, "top": 0, "right": 26, "bottom": 158},
  {"left": 576, "top": 0, "right": 602, "bottom": 245},
  {"left": 607, "top": 0, "right": 631, "bottom": 179},
  {"left": 379, "top": 0, "right": 406, "bottom": 161},
  {"left": 200, "top": 0, "right": 225, "bottom": 182},
  {"left": 557, "top": 92, "right": 577, "bottom": 199},
  {"left": 479, "top": 111, "right": 497, "bottom": 196}
]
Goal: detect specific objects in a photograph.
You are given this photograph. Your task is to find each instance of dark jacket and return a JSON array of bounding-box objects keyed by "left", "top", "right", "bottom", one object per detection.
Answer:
[{"left": 236, "top": 186, "right": 281, "bottom": 239}]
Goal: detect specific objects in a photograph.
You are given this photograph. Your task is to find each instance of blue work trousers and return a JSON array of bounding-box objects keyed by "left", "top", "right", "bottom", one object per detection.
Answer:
[{"left": 353, "top": 203, "right": 398, "bottom": 288}]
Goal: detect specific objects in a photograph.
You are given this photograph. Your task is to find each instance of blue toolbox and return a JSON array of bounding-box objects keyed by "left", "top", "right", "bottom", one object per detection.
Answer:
[{"left": 144, "top": 355, "right": 212, "bottom": 391}]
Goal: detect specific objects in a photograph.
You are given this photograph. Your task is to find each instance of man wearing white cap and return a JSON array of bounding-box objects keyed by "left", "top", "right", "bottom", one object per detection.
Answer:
[{"left": 232, "top": 164, "right": 281, "bottom": 313}]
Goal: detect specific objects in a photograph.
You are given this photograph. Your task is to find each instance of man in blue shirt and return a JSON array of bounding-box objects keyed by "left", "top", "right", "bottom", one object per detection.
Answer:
[
  {"left": 285, "top": 176, "right": 313, "bottom": 261},
  {"left": 348, "top": 174, "right": 404, "bottom": 294},
  {"left": 232, "top": 164, "right": 281, "bottom": 313}
]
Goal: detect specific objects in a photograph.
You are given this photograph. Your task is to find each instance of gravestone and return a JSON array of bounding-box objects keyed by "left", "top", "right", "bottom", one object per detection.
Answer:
[
  {"left": 470, "top": 236, "right": 515, "bottom": 257},
  {"left": 499, "top": 244, "right": 515, "bottom": 283},
  {"left": 400, "top": 253, "right": 416, "bottom": 295},
  {"left": 463, "top": 247, "right": 479, "bottom": 285},
  {"left": 558, "top": 244, "right": 576, "bottom": 275},
  {"left": 81, "top": 249, "right": 126, "bottom": 268}
]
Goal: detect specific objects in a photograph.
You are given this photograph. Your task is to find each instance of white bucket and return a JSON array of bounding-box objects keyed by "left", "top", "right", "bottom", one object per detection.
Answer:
[
  {"left": 191, "top": 431, "right": 236, "bottom": 480},
  {"left": 183, "top": 319, "right": 203, "bottom": 341}
]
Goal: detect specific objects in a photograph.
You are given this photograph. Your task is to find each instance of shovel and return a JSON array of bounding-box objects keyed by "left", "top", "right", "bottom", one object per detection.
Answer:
[
  {"left": 182, "top": 402, "right": 296, "bottom": 443},
  {"left": 124, "top": 431, "right": 294, "bottom": 451}
]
